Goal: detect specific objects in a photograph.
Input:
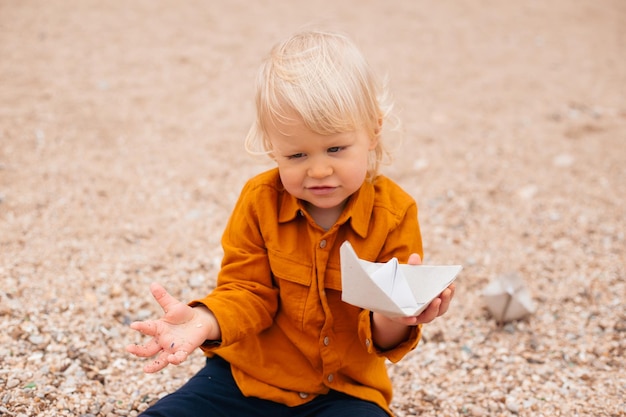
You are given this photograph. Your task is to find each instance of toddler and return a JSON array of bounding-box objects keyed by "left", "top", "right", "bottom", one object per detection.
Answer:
[{"left": 127, "top": 29, "right": 455, "bottom": 417}]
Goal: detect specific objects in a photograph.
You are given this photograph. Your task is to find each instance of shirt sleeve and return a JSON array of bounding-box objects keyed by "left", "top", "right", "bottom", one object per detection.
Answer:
[
  {"left": 190, "top": 180, "right": 279, "bottom": 348},
  {"left": 378, "top": 200, "right": 424, "bottom": 263},
  {"left": 358, "top": 310, "right": 422, "bottom": 363},
  {"left": 359, "top": 187, "right": 424, "bottom": 360}
]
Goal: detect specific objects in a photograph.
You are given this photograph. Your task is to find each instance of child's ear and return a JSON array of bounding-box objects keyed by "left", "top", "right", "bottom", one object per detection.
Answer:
[
  {"left": 369, "top": 117, "right": 383, "bottom": 150},
  {"left": 369, "top": 136, "right": 379, "bottom": 151}
]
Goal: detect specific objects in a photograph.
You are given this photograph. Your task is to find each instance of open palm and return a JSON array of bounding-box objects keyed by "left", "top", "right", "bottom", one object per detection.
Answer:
[{"left": 126, "top": 283, "right": 214, "bottom": 373}]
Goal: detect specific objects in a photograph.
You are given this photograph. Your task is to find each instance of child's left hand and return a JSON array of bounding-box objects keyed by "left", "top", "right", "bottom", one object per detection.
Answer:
[
  {"left": 391, "top": 253, "right": 456, "bottom": 326},
  {"left": 396, "top": 253, "right": 456, "bottom": 326},
  {"left": 370, "top": 253, "right": 456, "bottom": 349}
]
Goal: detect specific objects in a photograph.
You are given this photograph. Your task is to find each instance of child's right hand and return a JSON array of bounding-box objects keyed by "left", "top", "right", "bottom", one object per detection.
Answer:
[{"left": 126, "top": 283, "right": 220, "bottom": 373}]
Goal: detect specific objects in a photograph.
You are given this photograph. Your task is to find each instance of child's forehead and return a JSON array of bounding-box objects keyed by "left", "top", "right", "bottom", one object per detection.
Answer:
[
  {"left": 261, "top": 104, "right": 363, "bottom": 136},
  {"left": 267, "top": 117, "right": 356, "bottom": 141},
  {"left": 266, "top": 113, "right": 334, "bottom": 136}
]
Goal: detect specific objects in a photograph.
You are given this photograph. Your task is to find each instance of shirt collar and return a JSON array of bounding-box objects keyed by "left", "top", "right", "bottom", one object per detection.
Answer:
[
  {"left": 277, "top": 191, "right": 303, "bottom": 223},
  {"left": 277, "top": 180, "right": 375, "bottom": 238}
]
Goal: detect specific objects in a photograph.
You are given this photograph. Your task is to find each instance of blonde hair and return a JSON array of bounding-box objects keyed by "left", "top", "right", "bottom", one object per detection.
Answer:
[{"left": 245, "top": 29, "right": 398, "bottom": 180}]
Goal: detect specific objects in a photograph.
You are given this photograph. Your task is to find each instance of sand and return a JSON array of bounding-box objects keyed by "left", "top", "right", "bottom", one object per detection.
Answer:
[{"left": 1, "top": 1, "right": 624, "bottom": 415}]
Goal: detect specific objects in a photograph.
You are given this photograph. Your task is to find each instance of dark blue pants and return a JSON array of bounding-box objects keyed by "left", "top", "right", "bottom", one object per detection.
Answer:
[{"left": 140, "top": 356, "right": 389, "bottom": 417}]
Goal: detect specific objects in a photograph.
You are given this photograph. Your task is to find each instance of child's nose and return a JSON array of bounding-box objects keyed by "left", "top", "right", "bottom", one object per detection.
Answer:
[{"left": 307, "top": 158, "right": 333, "bottom": 178}]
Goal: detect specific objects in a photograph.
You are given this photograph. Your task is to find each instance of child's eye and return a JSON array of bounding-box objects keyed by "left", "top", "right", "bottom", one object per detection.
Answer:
[
  {"left": 327, "top": 146, "right": 343, "bottom": 153},
  {"left": 287, "top": 153, "right": 304, "bottom": 159}
]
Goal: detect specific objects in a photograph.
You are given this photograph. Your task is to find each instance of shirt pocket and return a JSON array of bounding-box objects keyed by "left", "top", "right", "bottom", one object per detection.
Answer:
[{"left": 268, "top": 251, "right": 313, "bottom": 330}]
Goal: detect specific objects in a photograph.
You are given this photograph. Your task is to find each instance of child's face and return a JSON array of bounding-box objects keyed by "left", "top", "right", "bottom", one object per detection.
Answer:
[{"left": 267, "top": 115, "right": 377, "bottom": 215}]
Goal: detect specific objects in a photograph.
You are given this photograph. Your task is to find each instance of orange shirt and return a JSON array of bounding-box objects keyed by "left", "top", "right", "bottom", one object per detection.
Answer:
[{"left": 191, "top": 168, "right": 423, "bottom": 416}]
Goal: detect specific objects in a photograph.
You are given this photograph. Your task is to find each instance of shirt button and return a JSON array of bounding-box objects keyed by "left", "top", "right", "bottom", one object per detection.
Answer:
[
  {"left": 327, "top": 374, "right": 334, "bottom": 383},
  {"left": 365, "top": 338, "right": 371, "bottom": 348},
  {"left": 298, "top": 210, "right": 304, "bottom": 216},
  {"left": 319, "top": 239, "right": 327, "bottom": 249},
  {"left": 299, "top": 392, "right": 309, "bottom": 399},
  {"left": 323, "top": 336, "right": 330, "bottom": 346}
]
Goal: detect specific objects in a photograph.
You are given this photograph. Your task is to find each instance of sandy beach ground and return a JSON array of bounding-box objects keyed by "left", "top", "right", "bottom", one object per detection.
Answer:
[{"left": 1, "top": 1, "right": 625, "bottom": 415}]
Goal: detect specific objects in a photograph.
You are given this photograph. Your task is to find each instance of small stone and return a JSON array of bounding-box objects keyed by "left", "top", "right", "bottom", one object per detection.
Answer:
[
  {"left": 6, "top": 378, "right": 20, "bottom": 389},
  {"left": 100, "top": 403, "right": 114, "bottom": 415},
  {"left": 136, "top": 309, "right": 152, "bottom": 320},
  {"left": 188, "top": 274, "right": 206, "bottom": 288},
  {"left": 506, "top": 396, "right": 520, "bottom": 414},
  {"left": 468, "top": 405, "right": 487, "bottom": 416},
  {"left": 28, "top": 334, "right": 46, "bottom": 345},
  {"left": 518, "top": 184, "right": 538, "bottom": 200},
  {"left": 553, "top": 154, "right": 575, "bottom": 167}
]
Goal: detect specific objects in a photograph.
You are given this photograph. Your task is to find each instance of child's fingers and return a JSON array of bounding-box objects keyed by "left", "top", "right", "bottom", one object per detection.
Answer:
[
  {"left": 448, "top": 283, "right": 456, "bottom": 299},
  {"left": 150, "top": 282, "right": 181, "bottom": 315},
  {"left": 437, "top": 286, "right": 454, "bottom": 316},
  {"left": 126, "top": 338, "right": 162, "bottom": 357},
  {"left": 395, "top": 315, "right": 419, "bottom": 326},
  {"left": 167, "top": 349, "right": 190, "bottom": 365},
  {"left": 416, "top": 298, "right": 441, "bottom": 324},
  {"left": 143, "top": 350, "right": 171, "bottom": 373},
  {"left": 407, "top": 253, "right": 422, "bottom": 265},
  {"left": 129, "top": 320, "right": 159, "bottom": 337}
]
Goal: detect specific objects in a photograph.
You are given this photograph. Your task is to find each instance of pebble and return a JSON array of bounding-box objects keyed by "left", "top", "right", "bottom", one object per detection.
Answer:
[
  {"left": 28, "top": 334, "right": 46, "bottom": 345},
  {"left": 505, "top": 396, "right": 520, "bottom": 414},
  {"left": 468, "top": 405, "right": 487, "bottom": 416},
  {"left": 100, "top": 403, "right": 114, "bottom": 415},
  {"left": 6, "top": 378, "right": 20, "bottom": 389},
  {"left": 188, "top": 274, "right": 206, "bottom": 288},
  {"left": 553, "top": 153, "right": 575, "bottom": 167}
]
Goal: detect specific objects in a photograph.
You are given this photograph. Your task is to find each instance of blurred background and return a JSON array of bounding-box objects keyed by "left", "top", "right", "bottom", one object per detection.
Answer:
[{"left": 1, "top": 1, "right": 624, "bottom": 415}]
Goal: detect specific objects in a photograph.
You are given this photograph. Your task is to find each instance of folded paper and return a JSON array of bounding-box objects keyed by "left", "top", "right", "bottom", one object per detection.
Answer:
[
  {"left": 482, "top": 273, "right": 535, "bottom": 323},
  {"left": 340, "top": 241, "right": 462, "bottom": 317}
]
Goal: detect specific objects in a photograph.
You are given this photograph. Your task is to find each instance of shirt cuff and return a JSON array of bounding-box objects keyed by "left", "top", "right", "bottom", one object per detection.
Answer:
[{"left": 357, "top": 310, "right": 422, "bottom": 362}]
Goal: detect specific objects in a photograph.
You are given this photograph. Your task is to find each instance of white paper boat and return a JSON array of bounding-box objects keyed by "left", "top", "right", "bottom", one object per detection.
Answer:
[
  {"left": 340, "top": 241, "right": 462, "bottom": 317},
  {"left": 482, "top": 273, "right": 535, "bottom": 323}
]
